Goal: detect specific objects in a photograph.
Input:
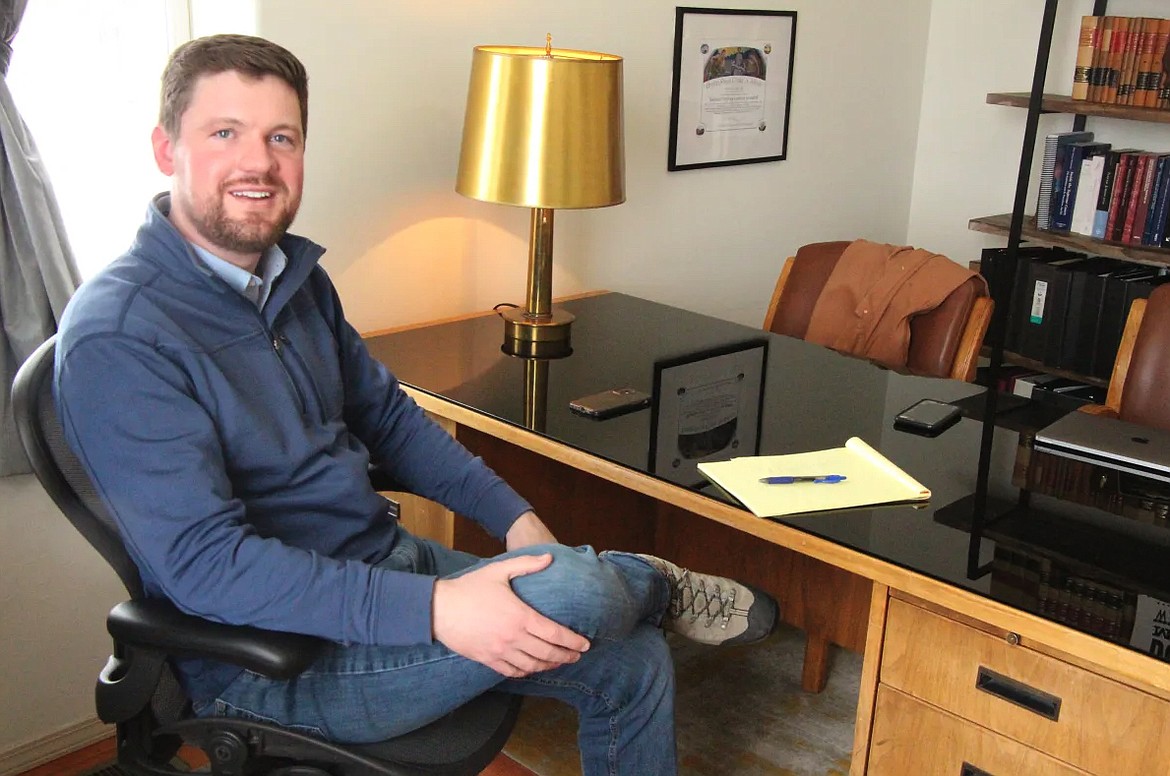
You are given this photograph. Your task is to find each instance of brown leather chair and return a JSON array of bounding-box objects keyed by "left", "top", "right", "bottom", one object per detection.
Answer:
[
  {"left": 763, "top": 241, "right": 993, "bottom": 382},
  {"left": 1081, "top": 282, "right": 1170, "bottom": 431},
  {"left": 759, "top": 241, "right": 992, "bottom": 695}
]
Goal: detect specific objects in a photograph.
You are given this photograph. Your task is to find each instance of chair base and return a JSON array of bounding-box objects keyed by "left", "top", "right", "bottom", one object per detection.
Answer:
[{"left": 120, "top": 691, "right": 522, "bottom": 776}]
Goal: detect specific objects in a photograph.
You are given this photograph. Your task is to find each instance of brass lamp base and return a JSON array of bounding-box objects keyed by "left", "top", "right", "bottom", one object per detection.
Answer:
[
  {"left": 501, "top": 306, "right": 575, "bottom": 342},
  {"left": 500, "top": 307, "right": 574, "bottom": 360}
]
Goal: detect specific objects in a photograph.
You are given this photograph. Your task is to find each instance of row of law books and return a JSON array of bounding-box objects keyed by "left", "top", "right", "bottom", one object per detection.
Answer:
[
  {"left": 981, "top": 246, "right": 1170, "bottom": 379},
  {"left": 1071, "top": 15, "right": 1170, "bottom": 107},
  {"left": 1035, "top": 131, "right": 1170, "bottom": 248}
]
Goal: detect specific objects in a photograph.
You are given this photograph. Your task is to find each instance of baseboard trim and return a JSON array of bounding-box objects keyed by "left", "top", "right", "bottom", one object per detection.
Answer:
[{"left": 0, "top": 718, "right": 112, "bottom": 776}]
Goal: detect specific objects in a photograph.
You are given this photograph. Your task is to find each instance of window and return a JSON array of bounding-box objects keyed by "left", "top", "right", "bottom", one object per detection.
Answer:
[{"left": 8, "top": 1, "right": 190, "bottom": 278}]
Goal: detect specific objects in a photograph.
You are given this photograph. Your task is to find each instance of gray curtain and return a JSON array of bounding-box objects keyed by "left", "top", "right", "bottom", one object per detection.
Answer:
[{"left": 1, "top": 0, "right": 81, "bottom": 476}]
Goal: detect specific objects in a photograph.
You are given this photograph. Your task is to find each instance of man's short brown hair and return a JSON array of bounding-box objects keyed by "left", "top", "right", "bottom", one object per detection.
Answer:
[{"left": 159, "top": 34, "right": 309, "bottom": 138}]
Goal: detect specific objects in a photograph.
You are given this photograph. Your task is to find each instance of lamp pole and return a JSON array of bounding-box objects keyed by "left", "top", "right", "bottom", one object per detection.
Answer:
[{"left": 524, "top": 208, "right": 555, "bottom": 321}]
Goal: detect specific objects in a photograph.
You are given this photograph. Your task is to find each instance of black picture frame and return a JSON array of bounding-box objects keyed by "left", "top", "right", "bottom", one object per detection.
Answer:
[
  {"left": 668, "top": 7, "right": 797, "bottom": 171},
  {"left": 648, "top": 339, "right": 769, "bottom": 487}
]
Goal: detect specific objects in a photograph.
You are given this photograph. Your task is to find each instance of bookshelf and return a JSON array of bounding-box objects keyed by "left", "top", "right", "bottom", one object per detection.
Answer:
[
  {"left": 985, "top": 91, "right": 1170, "bottom": 124},
  {"left": 969, "top": 212, "right": 1170, "bottom": 267},
  {"left": 973, "top": 91, "right": 1170, "bottom": 273},
  {"left": 972, "top": 5, "right": 1170, "bottom": 391}
]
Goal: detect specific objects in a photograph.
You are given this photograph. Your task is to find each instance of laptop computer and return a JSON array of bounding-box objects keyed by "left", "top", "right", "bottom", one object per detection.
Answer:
[{"left": 1033, "top": 410, "right": 1170, "bottom": 484}]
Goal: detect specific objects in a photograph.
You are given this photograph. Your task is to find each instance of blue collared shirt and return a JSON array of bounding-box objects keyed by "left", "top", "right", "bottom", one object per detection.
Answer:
[{"left": 191, "top": 243, "right": 288, "bottom": 311}]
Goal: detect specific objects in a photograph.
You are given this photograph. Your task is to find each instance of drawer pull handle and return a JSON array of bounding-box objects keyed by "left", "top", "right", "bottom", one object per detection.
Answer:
[
  {"left": 961, "top": 763, "right": 993, "bottom": 776},
  {"left": 975, "top": 666, "right": 1061, "bottom": 721}
]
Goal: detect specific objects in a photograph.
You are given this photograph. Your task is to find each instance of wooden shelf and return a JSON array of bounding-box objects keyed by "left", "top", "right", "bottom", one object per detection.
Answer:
[
  {"left": 980, "top": 346, "right": 1110, "bottom": 388},
  {"left": 969, "top": 213, "right": 1170, "bottom": 267},
  {"left": 986, "top": 92, "right": 1170, "bottom": 124}
]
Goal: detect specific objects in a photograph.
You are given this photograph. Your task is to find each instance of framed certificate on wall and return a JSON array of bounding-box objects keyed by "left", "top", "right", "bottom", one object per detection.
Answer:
[{"left": 668, "top": 7, "right": 797, "bottom": 171}]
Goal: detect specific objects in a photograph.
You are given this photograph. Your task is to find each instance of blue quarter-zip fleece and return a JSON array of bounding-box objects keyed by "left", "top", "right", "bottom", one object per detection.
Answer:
[{"left": 54, "top": 194, "right": 533, "bottom": 702}]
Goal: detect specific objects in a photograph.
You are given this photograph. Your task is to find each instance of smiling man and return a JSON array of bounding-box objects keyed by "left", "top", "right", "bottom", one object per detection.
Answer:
[
  {"left": 52, "top": 34, "right": 778, "bottom": 775},
  {"left": 154, "top": 67, "right": 303, "bottom": 271}
]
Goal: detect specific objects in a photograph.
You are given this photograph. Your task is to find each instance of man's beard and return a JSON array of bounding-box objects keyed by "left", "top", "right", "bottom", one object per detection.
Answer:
[{"left": 182, "top": 178, "right": 299, "bottom": 255}]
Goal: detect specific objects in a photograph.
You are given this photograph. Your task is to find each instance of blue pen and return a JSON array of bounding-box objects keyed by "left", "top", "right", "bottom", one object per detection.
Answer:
[{"left": 758, "top": 474, "right": 847, "bottom": 485}]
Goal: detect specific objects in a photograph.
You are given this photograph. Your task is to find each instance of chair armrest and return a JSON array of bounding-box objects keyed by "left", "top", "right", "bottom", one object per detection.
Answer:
[
  {"left": 367, "top": 464, "right": 405, "bottom": 493},
  {"left": 108, "top": 600, "right": 327, "bottom": 680},
  {"left": 1077, "top": 403, "right": 1119, "bottom": 419}
]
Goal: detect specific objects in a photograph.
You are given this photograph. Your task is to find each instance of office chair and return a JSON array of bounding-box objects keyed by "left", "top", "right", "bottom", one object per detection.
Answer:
[
  {"left": 1080, "top": 283, "right": 1170, "bottom": 432},
  {"left": 12, "top": 335, "right": 522, "bottom": 776},
  {"left": 764, "top": 240, "right": 993, "bottom": 382},
  {"left": 761, "top": 240, "right": 991, "bottom": 693}
]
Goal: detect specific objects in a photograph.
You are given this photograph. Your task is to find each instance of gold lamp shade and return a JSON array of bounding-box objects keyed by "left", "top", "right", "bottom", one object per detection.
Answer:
[
  {"left": 456, "top": 42, "right": 625, "bottom": 357},
  {"left": 457, "top": 45, "right": 625, "bottom": 209}
]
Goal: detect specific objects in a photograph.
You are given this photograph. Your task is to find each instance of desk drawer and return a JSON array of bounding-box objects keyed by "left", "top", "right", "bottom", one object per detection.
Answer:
[
  {"left": 881, "top": 598, "right": 1170, "bottom": 775},
  {"left": 869, "top": 686, "right": 1089, "bottom": 776}
]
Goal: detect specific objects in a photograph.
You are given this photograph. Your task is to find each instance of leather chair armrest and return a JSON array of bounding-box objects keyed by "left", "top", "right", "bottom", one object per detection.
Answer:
[{"left": 107, "top": 599, "right": 327, "bottom": 680}]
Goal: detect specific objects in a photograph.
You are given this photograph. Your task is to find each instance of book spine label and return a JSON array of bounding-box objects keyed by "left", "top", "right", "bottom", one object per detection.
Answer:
[{"left": 1029, "top": 279, "right": 1049, "bottom": 325}]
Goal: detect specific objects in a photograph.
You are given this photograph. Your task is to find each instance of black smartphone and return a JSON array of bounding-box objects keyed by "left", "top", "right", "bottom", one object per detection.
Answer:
[
  {"left": 569, "top": 387, "right": 652, "bottom": 420},
  {"left": 893, "top": 399, "right": 962, "bottom": 437}
]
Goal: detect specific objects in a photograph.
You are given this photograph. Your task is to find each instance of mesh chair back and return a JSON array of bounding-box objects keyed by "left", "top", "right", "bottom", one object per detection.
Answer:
[
  {"left": 13, "top": 336, "right": 192, "bottom": 723},
  {"left": 12, "top": 336, "right": 145, "bottom": 599}
]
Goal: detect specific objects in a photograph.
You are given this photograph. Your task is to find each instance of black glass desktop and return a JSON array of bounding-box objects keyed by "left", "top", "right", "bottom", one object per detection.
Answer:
[{"left": 366, "top": 292, "right": 1170, "bottom": 661}]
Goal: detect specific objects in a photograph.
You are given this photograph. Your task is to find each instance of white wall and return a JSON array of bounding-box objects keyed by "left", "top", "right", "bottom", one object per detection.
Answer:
[
  {"left": 255, "top": 0, "right": 932, "bottom": 330},
  {"left": 0, "top": 477, "right": 125, "bottom": 764},
  {"left": 11, "top": 0, "right": 1139, "bottom": 762}
]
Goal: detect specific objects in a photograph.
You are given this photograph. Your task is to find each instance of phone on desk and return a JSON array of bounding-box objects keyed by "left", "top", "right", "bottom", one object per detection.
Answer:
[
  {"left": 894, "top": 399, "right": 962, "bottom": 437},
  {"left": 569, "top": 387, "right": 652, "bottom": 420}
]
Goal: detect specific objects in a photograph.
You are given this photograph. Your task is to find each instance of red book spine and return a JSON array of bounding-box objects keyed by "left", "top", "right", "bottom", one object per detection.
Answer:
[
  {"left": 1130, "top": 153, "right": 1158, "bottom": 244},
  {"left": 1105, "top": 152, "right": 1134, "bottom": 239},
  {"left": 1121, "top": 154, "right": 1150, "bottom": 243}
]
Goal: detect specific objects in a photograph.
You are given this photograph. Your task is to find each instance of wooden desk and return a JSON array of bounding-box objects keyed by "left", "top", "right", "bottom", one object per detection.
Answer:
[{"left": 366, "top": 293, "right": 1170, "bottom": 775}]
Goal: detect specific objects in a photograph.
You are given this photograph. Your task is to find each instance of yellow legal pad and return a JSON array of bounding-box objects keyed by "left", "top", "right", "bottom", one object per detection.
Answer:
[{"left": 697, "top": 437, "right": 930, "bottom": 517}]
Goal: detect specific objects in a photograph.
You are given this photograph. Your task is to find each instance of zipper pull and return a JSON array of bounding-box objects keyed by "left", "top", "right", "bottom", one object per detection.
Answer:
[{"left": 272, "top": 335, "right": 283, "bottom": 354}]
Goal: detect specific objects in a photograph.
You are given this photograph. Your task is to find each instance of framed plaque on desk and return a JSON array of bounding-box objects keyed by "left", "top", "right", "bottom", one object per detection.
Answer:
[{"left": 649, "top": 339, "right": 768, "bottom": 486}]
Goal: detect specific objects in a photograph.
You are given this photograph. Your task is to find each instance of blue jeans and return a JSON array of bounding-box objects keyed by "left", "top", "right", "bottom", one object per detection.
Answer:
[{"left": 198, "top": 531, "right": 677, "bottom": 775}]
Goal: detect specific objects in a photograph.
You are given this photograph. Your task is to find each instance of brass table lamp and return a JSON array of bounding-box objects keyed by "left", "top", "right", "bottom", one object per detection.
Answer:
[{"left": 456, "top": 38, "right": 625, "bottom": 358}]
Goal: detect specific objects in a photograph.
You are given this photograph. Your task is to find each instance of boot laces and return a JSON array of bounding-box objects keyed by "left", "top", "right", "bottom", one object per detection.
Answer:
[{"left": 667, "top": 569, "right": 737, "bottom": 629}]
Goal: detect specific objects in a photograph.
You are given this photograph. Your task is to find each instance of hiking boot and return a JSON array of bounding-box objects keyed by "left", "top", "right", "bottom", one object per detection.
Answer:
[{"left": 637, "top": 554, "right": 778, "bottom": 646}]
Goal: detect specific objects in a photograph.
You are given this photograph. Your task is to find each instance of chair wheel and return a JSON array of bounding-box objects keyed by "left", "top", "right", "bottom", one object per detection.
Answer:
[{"left": 208, "top": 729, "right": 248, "bottom": 772}]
